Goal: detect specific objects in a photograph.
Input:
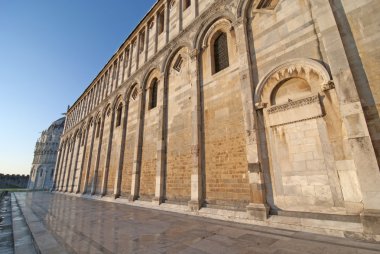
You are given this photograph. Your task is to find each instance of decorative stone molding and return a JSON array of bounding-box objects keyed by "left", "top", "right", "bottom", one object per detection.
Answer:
[
  {"left": 267, "top": 94, "right": 319, "bottom": 114},
  {"left": 321, "top": 80, "right": 335, "bottom": 91},
  {"left": 267, "top": 94, "right": 324, "bottom": 127},
  {"left": 254, "top": 58, "right": 331, "bottom": 104},
  {"left": 201, "top": 18, "right": 233, "bottom": 49}
]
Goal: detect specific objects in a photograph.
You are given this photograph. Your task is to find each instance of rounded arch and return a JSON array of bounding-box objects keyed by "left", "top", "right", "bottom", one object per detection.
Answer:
[
  {"left": 112, "top": 94, "right": 124, "bottom": 111},
  {"left": 142, "top": 68, "right": 161, "bottom": 90},
  {"left": 162, "top": 43, "right": 192, "bottom": 75},
  {"left": 124, "top": 82, "right": 140, "bottom": 102},
  {"left": 194, "top": 12, "right": 236, "bottom": 50},
  {"left": 102, "top": 103, "right": 112, "bottom": 118},
  {"left": 254, "top": 58, "right": 331, "bottom": 104},
  {"left": 237, "top": 0, "right": 250, "bottom": 19}
]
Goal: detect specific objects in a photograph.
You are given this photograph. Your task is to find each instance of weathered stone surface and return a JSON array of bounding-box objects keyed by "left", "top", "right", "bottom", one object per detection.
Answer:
[{"left": 53, "top": 0, "right": 380, "bottom": 238}]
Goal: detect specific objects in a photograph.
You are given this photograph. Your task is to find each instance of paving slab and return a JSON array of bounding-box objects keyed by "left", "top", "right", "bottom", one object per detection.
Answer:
[{"left": 15, "top": 192, "right": 380, "bottom": 254}]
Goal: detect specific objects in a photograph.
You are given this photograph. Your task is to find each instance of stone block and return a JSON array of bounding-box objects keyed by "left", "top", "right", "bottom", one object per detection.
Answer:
[
  {"left": 307, "top": 175, "right": 329, "bottom": 185},
  {"left": 361, "top": 210, "right": 380, "bottom": 235},
  {"left": 246, "top": 203, "right": 270, "bottom": 221},
  {"left": 337, "top": 170, "right": 362, "bottom": 203}
]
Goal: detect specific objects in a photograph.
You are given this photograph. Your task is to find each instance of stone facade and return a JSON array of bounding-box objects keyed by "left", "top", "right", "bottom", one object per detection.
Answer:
[
  {"left": 29, "top": 117, "right": 65, "bottom": 190},
  {"left": 53, "top": 0, "right": 380, "bottom": 238}
]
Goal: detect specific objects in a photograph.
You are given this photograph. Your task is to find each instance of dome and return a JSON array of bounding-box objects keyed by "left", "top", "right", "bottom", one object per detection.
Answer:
[{"left": 48, "top": 117, "right": 65, "bottom": 131}]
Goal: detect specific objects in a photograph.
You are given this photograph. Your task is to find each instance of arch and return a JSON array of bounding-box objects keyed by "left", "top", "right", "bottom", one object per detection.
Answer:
[
  {"left": 142, "top": 68, "right": 161, "bottom": 90},
  {"left": 112, "top": 94, "right": 124, "bottom": 111},
  {"left": 102, "top": 103, "right": 112, "bottom": 118},
  {"left": 194, "top": 13, "right": 236, "bottom": 51},
  {"left": 254, "top": 58, "right": 331, "bottom": 104},
  {"left": 237, "top": 0, "right": 252, "bottom": 19},
  {"left": 162, "top": 43, "right": 192, "bottom": 75},
  {"left": 124, "top": 82, "right": 140, "bottom": 102}
]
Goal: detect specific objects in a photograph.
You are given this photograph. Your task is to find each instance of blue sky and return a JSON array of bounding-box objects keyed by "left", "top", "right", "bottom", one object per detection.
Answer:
[{"left": 0, "top": 0, "right": 156, "bottom": 175}]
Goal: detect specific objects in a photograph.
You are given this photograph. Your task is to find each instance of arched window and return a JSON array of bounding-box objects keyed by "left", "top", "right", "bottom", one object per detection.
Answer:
[
  {"left": 183, "top": 0, "right": 191, "bottom": 11},
  {"left": 213, "top": 32, "right": 229, "bottom": 73},
  {"left": 96, "top": 120, "right": 101, "bottom": 138},
  {"left": 81, "top": 130, "right": 86, "bottom": 146},
  {"left": 149, "top": 79, "right": 158, "bottom": 109},
  {"left": 131, "top": 87, "right": 138, "bottom": 101},
  {"left": 116, "top": 103, "right": 123, "bottom": 127}
]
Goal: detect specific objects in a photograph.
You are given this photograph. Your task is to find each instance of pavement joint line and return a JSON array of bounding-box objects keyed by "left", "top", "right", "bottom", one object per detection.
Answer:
[
  {"left": 11, "top": 193, "right": 39, "bottom": 254},
  {"left": 13, "top": 193, "right": 68, "bottom": 254},
  {"left": 54, "top": 191, "right": 380, "bottom": 252}
]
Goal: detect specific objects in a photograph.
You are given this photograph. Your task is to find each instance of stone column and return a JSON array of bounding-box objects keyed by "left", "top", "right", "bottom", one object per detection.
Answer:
[
  {"left": 52, "top": 145, "right": 63, "bottom": 191},
  {"left": 83, "top": 121, "right": 97, "bottom": 194},
  {"left": 153, "top": 75, "right": 166, "bottom": 204},
  {"left": 136, "top": 33, "right": 141, "bottom": 70},
  {"left": 128, "top": 44, "right": 134, "bottom": 77},
  {"left": 191, "top": 0, "right": 199, "bottom": 17},
  {"left": 70, "top": 132, "right": 82, "bottom": 193},
  {"left": 130, "top": 87, "right": 145, "bottom": 201},
  {"left": 114, "top": 99, "right": 129, "bottom": 198},
  {"left": 310, "top": 0, "right": 380, "bottom": 235},
  {"left": 178, "top": 0, "right": 183, "bottom": 31},
  {"left": 91, "top": 116, "right": 106, "bottom": 195},
  {"left": 122, "top": 49, "right": 127, "bottom": 82},
  {"left": 59, "top": 140, "right": 71, "bottom": 191},
  {"left": 234, "top": 19, "right": 270, "bottom": 220},
  {"left": 101, "top": 109, "right": 115, "bottom": 196},
  {"left": 76, "top": 126, "right": 90, "bottom": 193},
  {"left": 155, "top": 12, "right": 159, "bottom": 54},
  {"left": 65, "top": 138, "right": 76, "bottom": 192},
  {"left": 144, "top": 25, "right": 149, "bottom": 63},
  {"left": 56, "top": 141, "right": 67, "bottom": 191},
  {"left": 165, "top": 0, "right": 170, "bottom": 43},
  {"left": 188, "top": 49, "right": 203, "bottom": 211},
  {"left": 116, "top": 57, "right": 121, "bottom": 88}
]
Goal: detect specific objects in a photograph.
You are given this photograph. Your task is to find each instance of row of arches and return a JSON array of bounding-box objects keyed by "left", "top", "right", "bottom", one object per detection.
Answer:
[
  {"left": 52, "top": 0, "right": 374, "bottom": 218},
  {"left": 54, "top": 15, "right": 252, "bottom": 208}
]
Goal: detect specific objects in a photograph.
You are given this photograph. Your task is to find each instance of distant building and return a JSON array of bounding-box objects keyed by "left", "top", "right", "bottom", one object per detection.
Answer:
[
  {"left": 28, "top": 117, "right": 65, "bottom": 190},
  {"left": 0, "top": 174, "right": 29, "bottom": 189}
]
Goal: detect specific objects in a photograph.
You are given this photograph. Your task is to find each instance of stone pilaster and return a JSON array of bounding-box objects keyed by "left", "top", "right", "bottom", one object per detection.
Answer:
[
  {"left": 91, "top": 116, "right": 106, "bottom": 195},
  {"left": 82, "top": 122, "right": 96, "bottom": 194},
  {"left": 70, "top": 133, "right": 82, "bottom": 193},
  {"left": 52, "top": 145, "right": 62, "bottom": 191},
  {"left": 56, "top": 142, "right": 67, "bottom": 191},
  {"left": 64, "top": 139, "right": 75, "bottom": 192},
  {"left": 165, "top": 0, "right": 170, "bottom": 44},
  {"left": 144, "top": 25, "right": 149, "bottom": 63},
  {"left": 153, "top": 76, "right": 166, "bottom": 205},
  {"left": 188, "top": 49, "right": 203, "bottom": 211},
  {"left": 235, "top": 18, "right": 269, "bottom": 220},
  {"left": 130, "top": 87, "right": 145, "bottom": 201},
  {"left": 114, "top": 100, "right": 129, "bottom": 198},
  {"left": 101, "top": 109, "right": 115, "bottom": 196},
  {"left": 76, "top": 127, "right": 89, "bottom": 193},
  {"left": 310, "top": 0, "right": 380, "bottom": 234},
  {"left": 59, "top": 140, "right": 70, "bottom": 191}
]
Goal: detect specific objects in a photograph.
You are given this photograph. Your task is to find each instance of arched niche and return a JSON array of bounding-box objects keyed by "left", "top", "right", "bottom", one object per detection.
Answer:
[{"left": 255, "top": 59, "right": 345, "bottom": 213}]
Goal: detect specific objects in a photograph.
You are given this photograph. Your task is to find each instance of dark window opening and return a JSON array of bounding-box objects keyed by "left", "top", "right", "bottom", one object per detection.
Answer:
[
  {"left": 173, "top": 54, "right": 183, "bottom": 72},
  {"left": 81, "top": 131, "right": 86, "bottom": 146},
  {"left": 96, "top": 120, "right": 101, "bottom": 138},
  {"left": 214, "top": 32, "right": 229, "bottom": 73},
  {"left": 139, "top": 32, "right": 145, "bottom": 53},
  {"left": 116, "top": 104, "right": 123, "bottom": 127},
  {"left": 131, "top": 87, "right": 138, "bottom": 101},
  {"left": 257, "top": 0, "right": 278, "bottom": 9},
  {"left": 158, "top": 10, "right": 165, "bottom": 34},
  {"left": 149, "top": 80, "right": 158, "bottom": 109},
  {"left": 183, "top": 0, "right": 191, "bottom": 10}
]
